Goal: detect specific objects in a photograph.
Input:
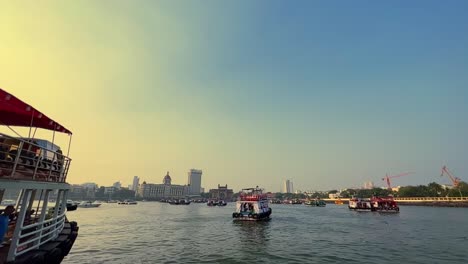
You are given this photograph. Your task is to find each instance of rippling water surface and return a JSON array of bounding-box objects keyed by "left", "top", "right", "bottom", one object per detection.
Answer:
[{"left": 63, "top": 203, "right": 468, "bottom": 264}]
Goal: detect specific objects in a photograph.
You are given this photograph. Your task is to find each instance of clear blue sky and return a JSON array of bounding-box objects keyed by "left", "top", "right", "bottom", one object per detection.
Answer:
[{"left": 2, "top": 1, "right": 468, "bottom": 191}]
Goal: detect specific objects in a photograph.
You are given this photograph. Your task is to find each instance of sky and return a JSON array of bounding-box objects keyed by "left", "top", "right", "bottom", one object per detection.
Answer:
[{"left": 1, "top": 1, "right": 468, "bottom": 192}]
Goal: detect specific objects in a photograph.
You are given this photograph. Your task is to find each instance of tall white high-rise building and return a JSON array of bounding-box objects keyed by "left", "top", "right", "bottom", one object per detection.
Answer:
[
  {"left": 187, "top": 169, "right": 202, "bottom": 195},
  {"left": 132, "top": 176, "right": 140, "bottom": 191},
  {"left": 283, "top": 179, "right": 293, "bottom": 193}
]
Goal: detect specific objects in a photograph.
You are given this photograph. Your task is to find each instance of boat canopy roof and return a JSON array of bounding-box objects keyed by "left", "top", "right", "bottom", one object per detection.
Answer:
[{"left": 0, "top": 88, "right": 72, "bottom": 134}]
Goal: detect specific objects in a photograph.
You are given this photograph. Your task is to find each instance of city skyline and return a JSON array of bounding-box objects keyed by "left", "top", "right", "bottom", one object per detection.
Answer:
[{"left": 1, "top": 2, "right": 468, "bottom": 191}]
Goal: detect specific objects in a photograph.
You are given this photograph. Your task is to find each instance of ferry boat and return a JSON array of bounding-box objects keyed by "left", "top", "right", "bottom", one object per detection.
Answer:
[
  {"left": 232, "top": 187, "right": 272, "bottom": 221},
  {"left": 0, "top": 88, "right": 78, "bottom": 263},
  {"left": 371, "top": 196, "right": 400, "bottom": 213},
  {"left": 349, "top": 196, "right": 400, "bottom": 213},
  {"left": 348, "top": 197, "right": 373, "bottom": 211},
  {"left": 304, "top": 198, "right": 326, "bottom": 207}
]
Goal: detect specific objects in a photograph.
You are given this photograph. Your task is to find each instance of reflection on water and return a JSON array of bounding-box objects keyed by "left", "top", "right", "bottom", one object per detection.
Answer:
[
  {"left": 233, "top": 220, "right": 270, "bottom": 246},
  {"left": 63, "top": 203, "right": 468, "bottom": 264}
]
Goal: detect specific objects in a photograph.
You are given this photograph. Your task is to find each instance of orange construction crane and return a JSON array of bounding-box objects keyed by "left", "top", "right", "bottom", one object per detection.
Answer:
[
  {"left": 382, "top": 172, "right": 415, "bottom": 190},
  {"left": 440, "top": 166, "right": 461, "bottom": 188}
]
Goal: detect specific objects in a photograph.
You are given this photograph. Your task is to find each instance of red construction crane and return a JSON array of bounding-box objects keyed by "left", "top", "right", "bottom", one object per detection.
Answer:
[
  {"left": 440, "top": 166, "right": 461, "bottom": 188},
  {"left": 382, "top": 172, "right": 415, "bottom": 190}
]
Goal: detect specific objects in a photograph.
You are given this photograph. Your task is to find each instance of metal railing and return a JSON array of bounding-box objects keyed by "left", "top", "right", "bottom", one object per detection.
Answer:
[
  {"left": 0, "top": 133, "right": 71, "bottom": 183},
  {"left": 395, "top": 197, "right": 468, "bottom": 201},
  {"left": 6, "top": 189, "right": 69, "bottom": 262}
]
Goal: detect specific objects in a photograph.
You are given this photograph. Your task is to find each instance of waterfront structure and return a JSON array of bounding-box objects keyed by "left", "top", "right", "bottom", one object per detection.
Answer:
[
  {"left": 209, "top": 184, "right": 234, "bottom": 201},
  {"left": 138, "top": 172, "right": 188, "bottom": 199},
  {"left": 132, "top": 176, "right": 140, "bottom": 191},
  {"left": 187, "top": 169, "right": 202, "bottom": 195},
  {"left": 283, "top": 179, "right": 293, "bottom": 193}
]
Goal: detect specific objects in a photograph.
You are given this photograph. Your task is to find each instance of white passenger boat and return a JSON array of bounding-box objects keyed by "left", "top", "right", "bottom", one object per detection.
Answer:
[
  {"left": 232, "top": 187, "right": 272, "bottom": 221},
  {"left": 118, "top": 200, "right": 137, "bottom": 205},
  {"left": 78, "top": 201, "right": 101, "bottom": 208},
  {"left": 0, "top": 88, "right": 78, "bottom": 263}
]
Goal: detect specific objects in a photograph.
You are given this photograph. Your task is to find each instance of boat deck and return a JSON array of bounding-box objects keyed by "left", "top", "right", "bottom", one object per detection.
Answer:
[{"left": 0, "top": 221, "right": 78, "bottom": 264}]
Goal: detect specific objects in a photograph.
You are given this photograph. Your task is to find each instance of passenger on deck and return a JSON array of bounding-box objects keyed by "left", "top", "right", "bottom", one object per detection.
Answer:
[{"left": 2, "top": 206, "right": 16, "bottom": 222}]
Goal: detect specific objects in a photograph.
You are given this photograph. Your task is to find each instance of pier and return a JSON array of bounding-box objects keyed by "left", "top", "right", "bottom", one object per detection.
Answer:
[{"left": 323, "top": 197, "right": 468, "bottom": 207}]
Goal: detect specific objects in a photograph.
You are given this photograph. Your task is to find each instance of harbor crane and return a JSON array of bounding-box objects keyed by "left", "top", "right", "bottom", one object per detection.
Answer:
[
  {"left": 440, "top": 166, "right": 461, "bottom": 188},
  {"left": 382, "top": 172, "right": 415, "bottom": 190}
]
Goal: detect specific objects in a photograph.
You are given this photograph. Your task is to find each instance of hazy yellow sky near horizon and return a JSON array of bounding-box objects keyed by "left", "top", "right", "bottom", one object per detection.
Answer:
[
  {"left": 2, "top": 1, "right": 466, "bottom": 191},
  {"left": 0, "top": 2, "right": 226, "bottom": 188}
]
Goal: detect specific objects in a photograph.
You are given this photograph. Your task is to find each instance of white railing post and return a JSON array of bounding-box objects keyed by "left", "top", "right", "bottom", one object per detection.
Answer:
[
  {"left": 35, "top": 190, "right": 51, "bottom": 247},
  {"left": 7, "top": 189, "right": 32, "bottom": 262},
  {"left": 52, "top": 190, "right": 62, "bottom": 237},
  {"left": 47, "top": 152, "right": 56, "bottom": 182}
]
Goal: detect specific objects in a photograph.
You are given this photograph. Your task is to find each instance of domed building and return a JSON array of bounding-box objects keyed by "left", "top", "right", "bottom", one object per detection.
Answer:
[
  {"left": 138, "top": 171, "right": 189, "bottom": 200},
  {"left": 163, "top": 172, "right": 171, "bottom": 185}
]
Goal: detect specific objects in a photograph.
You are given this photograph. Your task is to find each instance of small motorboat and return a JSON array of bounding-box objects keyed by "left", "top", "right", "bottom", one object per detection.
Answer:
[
  {"left": 207, "top": 200, "right": 216, "bottom": 206},
  {"left": 335, "top": 198, "right": 344, "bottom": 205},
  {"left": 66, "top": 200, "right": 78, "bottom": 211},
  {"left": 217, "top": 200, "right": 227, "bottom": 206},
  {"left": 78, "top": 201, "right": 101, "bottom": 208},
  {"left": 118, "top": 200, "right": 138, "bottom": 205},
  {"left": 305, "top": 198, "right": 326, "bottom": 207},
  {"left": 179, "top": 199, "right": 191, "bottom": 205}
]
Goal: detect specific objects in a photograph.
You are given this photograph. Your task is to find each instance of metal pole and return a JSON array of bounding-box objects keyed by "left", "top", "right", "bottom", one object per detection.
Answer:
[
  {"left": 28, "top": 110, "right": 35, "bottom": 138},
  {"left": 32, "top": 127, "right": 37, "bottom": 139},
  {"left": 66, "top": 134, "right": 72, "bottom": 157},
  {"left": 47, "top": 126, "right": 56, "bottom": 181}
]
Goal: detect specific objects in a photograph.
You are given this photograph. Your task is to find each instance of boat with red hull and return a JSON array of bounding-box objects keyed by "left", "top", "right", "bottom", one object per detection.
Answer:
[{"left": 349, "top": 196, "right": 400, "bottom": 213}]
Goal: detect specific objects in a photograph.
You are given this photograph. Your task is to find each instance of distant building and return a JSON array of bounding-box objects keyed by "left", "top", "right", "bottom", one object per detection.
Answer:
[
  {"left": 81, "top": 182, "right": 98, "bottom": 199},
  {"left": 132, "top": 176, "right": 140, "bottom": 192},
  {"left": 329, "top": 193, "right": 340, "bottom": 199},
  {"left": 104, "top": 187, "right": 116, "bottom": 195},
  {"left": 113, "top": 181, "right": 122, "bottom": 190},
  {"left": 187, "top": 169, "right": 202, "bottom": 195},
  {"left": 283, "top": 180, "right": 293, "bottom": 193},
  {"left": 209, "top": 184, "right": 234, "bottom": 202},
  {"left": 363, "top": 181, "right": 374, "bottom": 190},
  {"left": 138, "top": 171, "right": 188, "bottom": 200},
  {"left": 69, "top": 184, "right": 85, "bottom": 200}
]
